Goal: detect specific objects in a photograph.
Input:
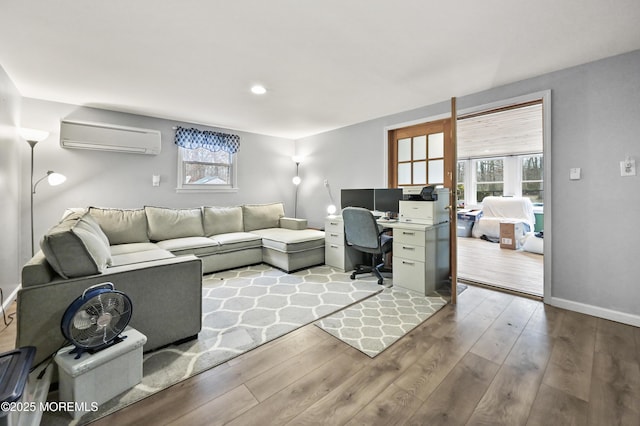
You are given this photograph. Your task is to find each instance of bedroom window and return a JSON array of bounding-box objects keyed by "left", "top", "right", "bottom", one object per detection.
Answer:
[
  {"left": 174, "top": 126, "right": 240, "bottom": 192},
  {"left": 475, "top": 158, "right": 504, "bottom": 202},
  {"left": 521, "top": 154, "right": 543, "bottom": 203}
]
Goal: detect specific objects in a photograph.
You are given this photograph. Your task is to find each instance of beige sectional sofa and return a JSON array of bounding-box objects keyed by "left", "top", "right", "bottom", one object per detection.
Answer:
[{"left": 18, "top": 202, "right": 325, "bottom": 365}]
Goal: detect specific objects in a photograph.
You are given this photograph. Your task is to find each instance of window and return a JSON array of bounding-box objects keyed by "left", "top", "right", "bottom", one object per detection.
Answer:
[
  {"left": 457, "top": 161, "right": 466, "bottom": 207},
  {"left": 475, "top": 158, "right": 504, "bottom": 202},
  {"left": 175, "top": 127, "right": 240, "bottom": 192},
  {"left": 521, "top": 154, "right": 543, "bottom": 203},
  {"left": 388, "top": 119, "right": 451, "bottom": 188},
  {"left": 178, "top": 147, "right": 236, "bottom": 191}
]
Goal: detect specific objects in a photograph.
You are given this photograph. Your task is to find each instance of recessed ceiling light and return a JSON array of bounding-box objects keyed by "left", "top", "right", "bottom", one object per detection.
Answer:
[{"left": 251, "top": 85, "right": 267, "bottom": 95}]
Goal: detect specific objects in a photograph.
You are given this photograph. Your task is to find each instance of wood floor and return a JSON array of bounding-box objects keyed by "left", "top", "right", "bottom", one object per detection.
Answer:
[
  {"left": 2, "top": 284, "right": 638, "bottom": 425},
  {"left": 457, "top": 236, "right": 543, "bottom": 296}
]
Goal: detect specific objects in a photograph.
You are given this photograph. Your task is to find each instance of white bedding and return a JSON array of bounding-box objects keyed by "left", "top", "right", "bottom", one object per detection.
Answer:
[{"left": 472, "top": 196, "right": 536, "bottom": 239}]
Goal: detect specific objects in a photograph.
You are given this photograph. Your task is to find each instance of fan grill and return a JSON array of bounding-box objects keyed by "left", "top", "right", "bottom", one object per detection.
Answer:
[
  {"left": 68, "top": 293, "right": 132, "bottom": 348},
  {"left": 61, "top": 283, "right": 133, "bottom": 358}
]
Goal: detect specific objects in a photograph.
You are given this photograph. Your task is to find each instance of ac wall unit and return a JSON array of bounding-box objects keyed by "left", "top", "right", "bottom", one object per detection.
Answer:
[{"left": 60, "top": 120, "right": 162, "bottom": 155}]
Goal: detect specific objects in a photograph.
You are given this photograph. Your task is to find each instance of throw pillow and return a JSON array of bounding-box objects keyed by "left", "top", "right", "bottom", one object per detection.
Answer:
[
  {"left": 88, "top": 207, "right": 149, "bottom": 245},
  {"left": 40, "top": 213, "right": 112, "bottom": 279},
  {"left": 144, "top": 206, "right": 204, "bottom": 241},
  {"left": 203, "top": 206, "right": 243, "bottom": 236},
  {"left": 242, "top": 203, "right": 285, "bottom": 231}
]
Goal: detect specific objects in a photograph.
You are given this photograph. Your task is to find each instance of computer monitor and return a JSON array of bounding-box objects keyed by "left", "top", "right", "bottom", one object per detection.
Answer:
[
  {"left": 374, "top": 188, "right": 404, "bottom": 213},
  {"left": 340, "top": 189, "right": 375, "bottom": 210}
]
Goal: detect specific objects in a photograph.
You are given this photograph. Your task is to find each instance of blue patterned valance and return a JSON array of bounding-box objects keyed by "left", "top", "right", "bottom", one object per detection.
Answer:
[{"left": 174, "top": 126, "right": 240, "bottom": 154}]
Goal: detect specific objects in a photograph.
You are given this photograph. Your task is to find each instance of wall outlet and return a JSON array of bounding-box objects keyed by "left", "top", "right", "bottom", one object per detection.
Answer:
[{"left": 620, "top": 159, "right": 636, "bottom": 176}]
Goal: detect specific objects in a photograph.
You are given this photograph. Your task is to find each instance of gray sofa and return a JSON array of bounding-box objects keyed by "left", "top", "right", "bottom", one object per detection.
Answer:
[{"left": 18, "top": 202, "right": 325, "bottom": 365}]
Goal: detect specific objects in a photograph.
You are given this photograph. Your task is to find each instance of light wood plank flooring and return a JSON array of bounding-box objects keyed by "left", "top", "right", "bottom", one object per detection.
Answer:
[
  {"left": 457, "top": 236, "right": 543, "bottom": 296},
  {"left": 2, "top": 284, "right": 638, "bottom": 425}
]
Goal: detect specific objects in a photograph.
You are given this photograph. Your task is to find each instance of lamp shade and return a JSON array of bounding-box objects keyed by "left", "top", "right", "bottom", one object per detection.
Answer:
[
  {"left": 47, "top": 172, "right": 67, "bottom": 186},
  {"left": 292, "top": 176, "right": 301, "bottom": 185},
  {"left": 20, "top": 128, "right": 49, "bottom": 142},
  {"left": 292, "top": 155, "right": 304, "bottom": 164}
]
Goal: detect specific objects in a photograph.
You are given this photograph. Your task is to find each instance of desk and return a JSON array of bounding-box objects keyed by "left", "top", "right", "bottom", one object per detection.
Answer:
[{"left": 324, "top": 216, "right": 450, "bottom": 295}]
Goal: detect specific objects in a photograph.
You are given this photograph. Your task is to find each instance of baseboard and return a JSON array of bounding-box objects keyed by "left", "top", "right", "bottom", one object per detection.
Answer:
[
  {"left": 2, "top": 284, "right": 20, "bottom": 312},
  {"left": 548, "top": 296, "right": 640, "bottom": 327}
]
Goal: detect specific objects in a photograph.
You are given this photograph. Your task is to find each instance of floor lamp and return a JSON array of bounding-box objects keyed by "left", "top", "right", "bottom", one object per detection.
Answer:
[
  {"left": 292, "top": 156, "right": 304, "bottom": 218},
  {"left": 21, "top": 129, "right": 67, "bottom": 256}
]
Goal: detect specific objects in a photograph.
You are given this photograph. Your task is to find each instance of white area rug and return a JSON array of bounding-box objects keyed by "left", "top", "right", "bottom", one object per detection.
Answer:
[
  {"left": 45, "top": 264, "right": 383, "bottom": 425},
  {"left": 315, "top": 286, "right": 448, "bottom": 357}
]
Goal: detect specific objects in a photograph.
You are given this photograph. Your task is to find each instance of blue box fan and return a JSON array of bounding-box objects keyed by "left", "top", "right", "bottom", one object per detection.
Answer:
[{"left": 61, "top": 282, "right": 133, "bottom": 359}]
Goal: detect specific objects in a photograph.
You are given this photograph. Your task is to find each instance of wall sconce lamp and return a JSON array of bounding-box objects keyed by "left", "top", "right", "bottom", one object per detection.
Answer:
[
  {"left": 324, "top": 179, "right": 337, "bottom": 215},
  {"left": 21, "top": 128, "right": 67, "bottom": 255}
]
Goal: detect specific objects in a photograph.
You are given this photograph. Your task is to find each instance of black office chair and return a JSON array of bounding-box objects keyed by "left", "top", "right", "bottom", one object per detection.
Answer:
[{"left": 342, "top": 207, "right": 393, "bottom": 285}]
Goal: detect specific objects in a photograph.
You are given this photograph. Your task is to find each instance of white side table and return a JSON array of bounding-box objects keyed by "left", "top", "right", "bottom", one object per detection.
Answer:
[{"left": 54, "top": 327, "right": 146, "bottom": 419}]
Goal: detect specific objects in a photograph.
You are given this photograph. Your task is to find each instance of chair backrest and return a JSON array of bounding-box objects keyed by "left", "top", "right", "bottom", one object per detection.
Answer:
[{"left": 342, "top": 207, "right": 380, "bottom": 251}]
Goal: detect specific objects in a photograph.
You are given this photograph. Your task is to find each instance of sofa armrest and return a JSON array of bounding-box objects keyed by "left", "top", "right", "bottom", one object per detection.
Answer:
[
  {"left": 17, "top": 255, "right": 203, "bottom": 366},
  {"left": 280, "top": 217, "right": 307, "bottom": 230}
]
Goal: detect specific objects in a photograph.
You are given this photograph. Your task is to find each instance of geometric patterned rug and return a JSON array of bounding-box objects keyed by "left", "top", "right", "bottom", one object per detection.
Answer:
[
  {"left": 46, "top": 264, "right": 384, "bottom": 425},
  {"left": 315, "top": 286, "right": 448, "bottom": 357}
]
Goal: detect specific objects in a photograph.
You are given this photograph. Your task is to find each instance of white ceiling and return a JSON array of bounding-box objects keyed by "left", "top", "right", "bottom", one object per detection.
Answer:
[{"left": 1, "top": 1, "right": 640, "bottom": 140}]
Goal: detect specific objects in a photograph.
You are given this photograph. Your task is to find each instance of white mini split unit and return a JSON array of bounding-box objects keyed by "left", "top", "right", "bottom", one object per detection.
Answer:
[{"left": 60, "top": 120, "right": 162, "bottom": 155}]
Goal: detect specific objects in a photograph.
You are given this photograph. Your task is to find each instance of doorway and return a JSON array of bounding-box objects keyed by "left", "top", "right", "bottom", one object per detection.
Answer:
[{"left": 456, "top": 96, "right": 548, "bottom": 297}]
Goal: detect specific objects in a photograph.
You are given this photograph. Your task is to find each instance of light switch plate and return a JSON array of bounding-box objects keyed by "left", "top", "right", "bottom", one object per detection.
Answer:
[
  {"left": 570, "top": 168, "right": 581, "bottom": 180},
  {"left": 620, "top": 159, "right": 636, "bottom": 176}
]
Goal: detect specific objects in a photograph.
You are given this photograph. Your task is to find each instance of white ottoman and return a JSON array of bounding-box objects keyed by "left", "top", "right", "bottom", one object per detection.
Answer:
[{"left": 54, "top": 328, "right": 147, "bottom": 419}]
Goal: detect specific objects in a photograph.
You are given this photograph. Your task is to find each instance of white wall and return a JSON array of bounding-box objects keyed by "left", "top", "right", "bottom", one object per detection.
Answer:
[
  {"left": 296, "top": 50, "right": 640, "bottom": 324},
  {"left": 18, "top": 99, "right": 296, "bottom": 267},
  {"left": 0, "top": 66, "right": 22, "bottom": 301}
]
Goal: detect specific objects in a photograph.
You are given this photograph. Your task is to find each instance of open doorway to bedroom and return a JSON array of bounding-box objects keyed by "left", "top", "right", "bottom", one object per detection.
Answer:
[{"left": 456, "top": 99, "right": 545, "bottom": 297}]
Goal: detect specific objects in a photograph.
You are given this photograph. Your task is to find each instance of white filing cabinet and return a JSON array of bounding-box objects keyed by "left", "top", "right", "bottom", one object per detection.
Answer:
[
  {"left": 324, "top": 216, "right": 362, "bottom": 271},
  {"left": 392, "top": 222, "right": 450, "bottom": 295}
]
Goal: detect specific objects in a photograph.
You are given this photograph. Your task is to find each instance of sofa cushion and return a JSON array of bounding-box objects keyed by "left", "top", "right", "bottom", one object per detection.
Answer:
[
  {"left": 251, "top": 228, "right": 326, "bottom": 253},
  {"left": 89, "top": 207, "right": 149, "bottom": 244},
  {"left": 156, "top": 237, "right": 220, "bottom": 256},
  {"left": 145, "top": 206, "right": 204, "bottom": 241},
  {"left": 209, "top": 232, "right": 264, "bottom": 254},
  {"left": 110, "top": 242, "right": 162, "bottom": 256},
  {"left": 203, "top": 206, "right": 243, "bottom": 236},
  {"left": 40, "top": 213, "right": 113, "bottom": 279},
  {"left": 111, "top": 249, "right": 176, "bottom": 267},
  {"left": 242, "top": 203, "right": 285, "bottom": 232}
]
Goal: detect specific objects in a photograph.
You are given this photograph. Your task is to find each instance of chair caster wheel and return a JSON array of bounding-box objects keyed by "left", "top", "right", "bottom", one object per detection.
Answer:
[
  {"left": 350, "top": 273, "right": 356, "bottom": 280},
  {"left": 378, "top": 278, "right": 384, "bottom": 285}
]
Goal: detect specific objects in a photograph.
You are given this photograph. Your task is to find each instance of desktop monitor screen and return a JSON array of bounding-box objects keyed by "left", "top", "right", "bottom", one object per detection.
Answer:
[
  {"left": 340, "top": 189, "right": 375, "bottom": 211},
  {"left": 374, "top": 188, "right": 404, "bottom": 213}
]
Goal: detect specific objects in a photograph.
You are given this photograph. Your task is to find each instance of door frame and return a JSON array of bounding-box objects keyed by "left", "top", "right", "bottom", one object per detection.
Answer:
[{"left": 383, "top": 89, "right": 552, "bottom": 302}]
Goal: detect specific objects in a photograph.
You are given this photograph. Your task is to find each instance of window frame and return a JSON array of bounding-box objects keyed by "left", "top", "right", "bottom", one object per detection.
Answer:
[
  {"left": 520, "top": 154, "right": 544, "bottom": 203},
  {"left": 176, "top": 146, "right": 239, "bottom": 193}
]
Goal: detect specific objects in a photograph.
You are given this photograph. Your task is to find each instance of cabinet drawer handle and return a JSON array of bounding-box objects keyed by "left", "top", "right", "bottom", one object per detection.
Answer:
[
  {"left": 330, "top": 222, "right": 339, "bottom": 226},
  {"left": 402, "top": 260, "right": 415, "bottom": 265},
  {"left": 402, "top": 231, "right": 415, "bottom": 235},
  {"left": 330, "top": 233, "right": 339, "bottom": 237},
  {"left": 402, "top": 246, "right": 415, "bottom": 250},
  {"left": 330, "top": 244, "right": 339, "bottom": 249}
]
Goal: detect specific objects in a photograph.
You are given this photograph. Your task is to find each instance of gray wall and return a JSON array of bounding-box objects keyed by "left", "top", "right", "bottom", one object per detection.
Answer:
[
  {"left": 18, "top": 98, "right": 296, "bottom": 269},
  {"left": 296, "top": 50, "right": 640, "bottom": 324},
  {"left": 0, "top": 65, "right": 22, "bottom": 304}
]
